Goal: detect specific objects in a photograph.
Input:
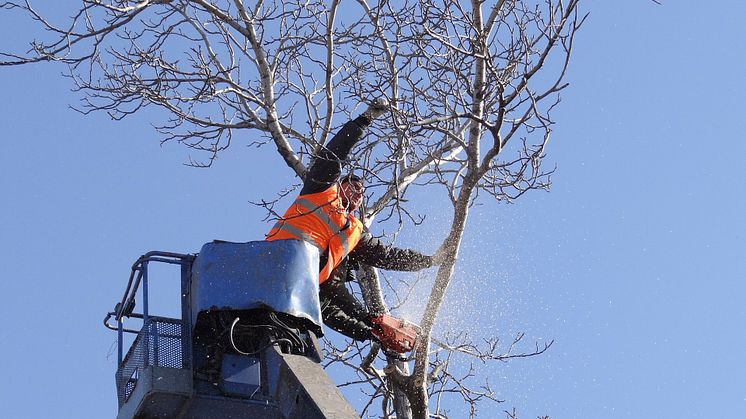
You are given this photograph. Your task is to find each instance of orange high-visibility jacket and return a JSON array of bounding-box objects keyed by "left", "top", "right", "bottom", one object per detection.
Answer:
[{"left": 266, "top": 185, "right": 364, "bottom": 284}]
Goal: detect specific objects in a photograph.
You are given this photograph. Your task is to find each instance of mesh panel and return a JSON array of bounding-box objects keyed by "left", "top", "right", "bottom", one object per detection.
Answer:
[{"left": 115, "top": 317, "right": 188, "bottom": 407}]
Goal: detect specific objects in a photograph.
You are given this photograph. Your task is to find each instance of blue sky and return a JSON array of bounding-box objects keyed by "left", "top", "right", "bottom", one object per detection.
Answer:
[{"left": 1, "top": 1, "right": 745, "bottom": 418}]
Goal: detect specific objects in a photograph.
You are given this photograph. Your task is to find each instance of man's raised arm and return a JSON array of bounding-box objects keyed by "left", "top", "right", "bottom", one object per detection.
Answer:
[{"left": 301, "top": 99, "right": 389, "bottom": 195}]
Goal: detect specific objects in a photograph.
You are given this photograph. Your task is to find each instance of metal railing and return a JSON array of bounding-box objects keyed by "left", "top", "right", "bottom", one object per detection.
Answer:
[{"left": 103, "top": 251, "right": 195, "bottom": 407}]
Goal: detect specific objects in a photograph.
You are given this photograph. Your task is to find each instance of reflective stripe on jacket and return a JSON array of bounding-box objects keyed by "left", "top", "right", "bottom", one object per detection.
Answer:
[{"left": 266, "top": 185, "right": 364, "bottom": 284}]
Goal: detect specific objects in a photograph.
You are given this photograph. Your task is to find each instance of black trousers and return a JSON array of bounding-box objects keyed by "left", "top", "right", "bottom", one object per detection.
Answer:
[{"left": 319, "top": 276, "right": 373, "bottom": 341}]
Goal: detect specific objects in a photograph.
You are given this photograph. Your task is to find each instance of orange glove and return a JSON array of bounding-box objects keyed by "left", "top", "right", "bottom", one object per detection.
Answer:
[{"left": 370, "top": 314, "right": 420, "bottom": 354}]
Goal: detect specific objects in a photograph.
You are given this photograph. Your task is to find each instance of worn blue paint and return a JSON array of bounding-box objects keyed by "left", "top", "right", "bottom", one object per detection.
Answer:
[{"left": 190, "top": 239, "right": 323, "bottom": 334}]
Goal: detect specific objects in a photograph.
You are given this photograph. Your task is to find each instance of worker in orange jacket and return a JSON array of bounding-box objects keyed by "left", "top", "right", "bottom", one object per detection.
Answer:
[{"left": 267, "top": 99, "right": 438, "bottom": 351}]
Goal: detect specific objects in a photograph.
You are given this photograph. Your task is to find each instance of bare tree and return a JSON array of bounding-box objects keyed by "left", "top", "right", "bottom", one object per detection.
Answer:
[{"left": 2, "top": 0, "right": 583, "bottom": 417}]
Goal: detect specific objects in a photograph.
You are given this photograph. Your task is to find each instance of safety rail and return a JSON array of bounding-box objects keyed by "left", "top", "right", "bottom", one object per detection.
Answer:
[{"left": 103, "top": 251, "right": 195, "bottom": 374}]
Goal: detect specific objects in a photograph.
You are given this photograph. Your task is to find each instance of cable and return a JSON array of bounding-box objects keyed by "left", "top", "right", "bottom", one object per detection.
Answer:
[
  {"left": 230, "top": 316, "right": 254, "bottom": 356},
  {"left": 268, "top": 313, "right": 306, "bottom": 352},
  {"left": 229, "top": 316, "right": 297, "bottom": 356}
]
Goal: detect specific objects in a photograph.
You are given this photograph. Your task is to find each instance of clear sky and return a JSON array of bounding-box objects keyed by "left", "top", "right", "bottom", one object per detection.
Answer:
[{"left": 1, "top": 1, "right": 745, "bottom": 418}]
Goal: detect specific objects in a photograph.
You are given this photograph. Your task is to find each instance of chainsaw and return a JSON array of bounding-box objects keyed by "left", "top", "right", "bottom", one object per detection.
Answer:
[{"left": 371, "top": 314, "right": 421, "bottom": 356}]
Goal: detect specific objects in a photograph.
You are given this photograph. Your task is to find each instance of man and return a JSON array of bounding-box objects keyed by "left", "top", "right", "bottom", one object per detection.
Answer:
[{"left": 266, "top": 99, "right": 437, "bottom": 348}]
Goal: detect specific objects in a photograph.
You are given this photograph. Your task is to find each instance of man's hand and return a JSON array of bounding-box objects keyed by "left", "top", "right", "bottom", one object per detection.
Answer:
[{"left": 361, "top": 97, "right": 390, "bottom": 121}]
